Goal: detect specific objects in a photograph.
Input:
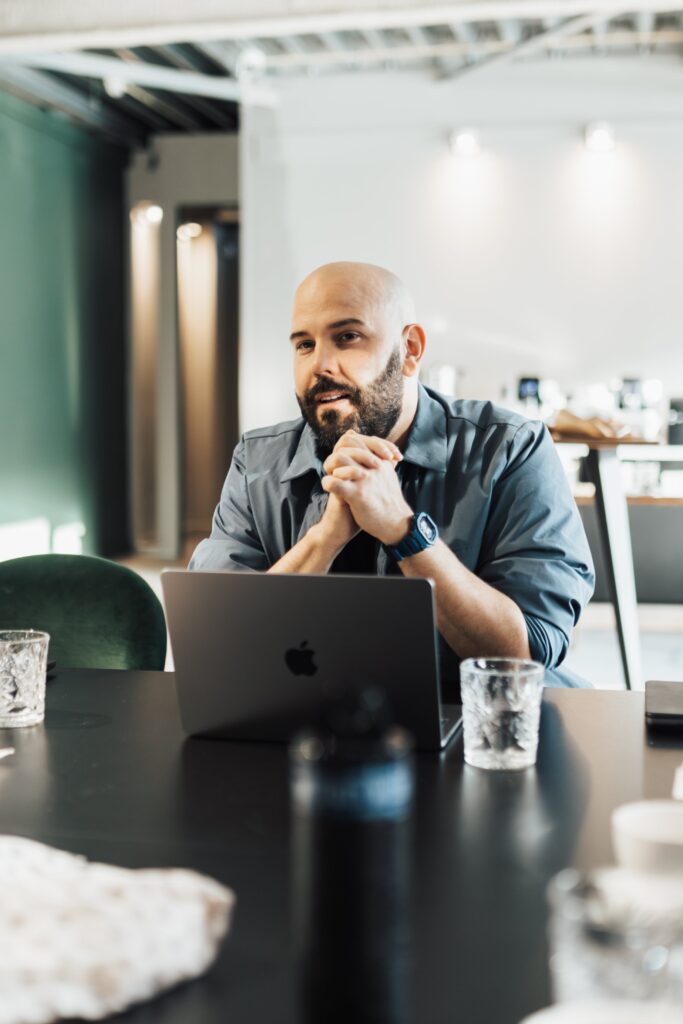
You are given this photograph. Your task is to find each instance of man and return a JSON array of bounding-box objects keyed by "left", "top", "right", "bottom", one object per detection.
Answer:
[{"left": 190, "top": 261, "right": 594, "bottom": 690}]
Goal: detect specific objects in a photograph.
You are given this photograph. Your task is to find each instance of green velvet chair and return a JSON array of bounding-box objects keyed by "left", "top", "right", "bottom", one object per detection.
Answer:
[{"left": 0, "top": 554, "right": 167, "bottom": 670}]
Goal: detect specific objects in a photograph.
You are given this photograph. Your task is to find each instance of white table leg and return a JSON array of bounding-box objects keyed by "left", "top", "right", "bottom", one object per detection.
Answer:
[{"left": 585, "top": 448, "right": 643, "bottom": 691}]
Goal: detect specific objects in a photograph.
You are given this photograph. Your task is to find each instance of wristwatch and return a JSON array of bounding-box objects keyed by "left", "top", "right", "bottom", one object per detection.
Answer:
[{"left": 386, "top": 512, "right": 439, "bottom": 562}]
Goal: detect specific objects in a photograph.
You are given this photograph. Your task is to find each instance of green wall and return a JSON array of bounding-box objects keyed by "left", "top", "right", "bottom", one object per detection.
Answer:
[{"left": 0, "top": 91, "right": 129, "bottom": 555}]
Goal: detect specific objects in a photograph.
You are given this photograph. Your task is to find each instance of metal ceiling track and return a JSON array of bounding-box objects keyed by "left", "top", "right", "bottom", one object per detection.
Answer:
[
  {"left": 1, "top": 1, "right": 682, "bottom": 53},
  {"left": 1, "top": 2, "right": 681, "bottom": 145},
  {"left": 0, "top": 51, "right": 261, "bottom": 101},
  {"left": 0, "top": 62, "right": 147, "bottom": 144}
]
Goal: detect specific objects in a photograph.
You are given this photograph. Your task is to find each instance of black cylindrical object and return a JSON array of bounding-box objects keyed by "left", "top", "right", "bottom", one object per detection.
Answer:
[
  {"left": 290, "top": 689, "right": 414, "bottom": 1024},
  {"left": 293, "top": 813, "right": 412, "bottom": 1024}
]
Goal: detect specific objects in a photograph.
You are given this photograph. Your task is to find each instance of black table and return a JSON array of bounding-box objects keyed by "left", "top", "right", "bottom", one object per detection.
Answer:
[{"left": 0, "top": 670, "right": 680, "bottom": 1024}]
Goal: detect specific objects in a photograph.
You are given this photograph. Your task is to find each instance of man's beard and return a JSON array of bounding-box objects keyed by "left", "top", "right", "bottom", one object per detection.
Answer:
[{"left": 297, "top": 347, "right": 404, "bottom": 460}]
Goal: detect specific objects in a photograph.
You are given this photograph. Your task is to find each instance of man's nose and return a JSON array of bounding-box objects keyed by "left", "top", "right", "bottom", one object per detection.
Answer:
[{"left": 310, "top": 342, "right": 341, "bottom": 379}]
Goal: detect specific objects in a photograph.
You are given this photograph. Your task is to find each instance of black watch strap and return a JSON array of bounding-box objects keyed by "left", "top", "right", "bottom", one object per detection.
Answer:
[{"left": 386, "top": 512, "right": 438, "bottom": 562}]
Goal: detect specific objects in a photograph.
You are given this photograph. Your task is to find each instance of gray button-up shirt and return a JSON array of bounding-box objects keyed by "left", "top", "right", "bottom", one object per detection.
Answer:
[{"left": 190, "top": 385, "right": 595, "bottom": 688}]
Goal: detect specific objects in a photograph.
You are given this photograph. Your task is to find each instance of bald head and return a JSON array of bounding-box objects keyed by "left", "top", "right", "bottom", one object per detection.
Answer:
[
  {"left": 290, "top": 261, "right": 425, "bottom": 454},
  {"left": 293, "top": 262, "right": 415, "bottom": 333}
]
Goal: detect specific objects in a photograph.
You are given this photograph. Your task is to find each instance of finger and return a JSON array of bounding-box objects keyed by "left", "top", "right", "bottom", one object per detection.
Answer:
[
  {"left": 374, "top": 436, "right": 401, "bottom": 460},
  {"left": 331, "top": 465, "right": 365, "bottom": 481},
  {"left": 324, "top": 450, "right": 357, "bottom": 473},
  {"left": 337, "top": 432, "right": 402, "bottom": 462},
  {"left": 324, "top": 449, "right": 381, "bottom": 473},
  {"left": 358, "top": 435, "right": 402, "bottom": 462},
  {"left": 321, "top": 475, "right": 357, "bottom": 501},
  {"left": 326, "top": 491, "right": 350, "bottom": 508}
]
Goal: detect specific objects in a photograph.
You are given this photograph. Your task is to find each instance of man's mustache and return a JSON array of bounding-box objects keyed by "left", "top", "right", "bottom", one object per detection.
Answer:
[{"left": 304, "top": 377, "right": 361, "bottom": 405}]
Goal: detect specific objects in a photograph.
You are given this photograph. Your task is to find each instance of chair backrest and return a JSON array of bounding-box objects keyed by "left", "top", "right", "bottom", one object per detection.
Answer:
[{"left": 0, "top": 554, "right": 167, "bottom": 671}]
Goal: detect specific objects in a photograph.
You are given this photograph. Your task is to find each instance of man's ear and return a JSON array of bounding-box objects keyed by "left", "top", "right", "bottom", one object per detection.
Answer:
[{"left": 402, "top": 324, "right": 426, "bottom": 378}]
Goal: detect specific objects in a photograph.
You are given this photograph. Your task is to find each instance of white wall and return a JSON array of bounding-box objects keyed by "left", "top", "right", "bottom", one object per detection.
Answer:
[{"left": 240, "top": 57, "right": 683, "bottom": 431}]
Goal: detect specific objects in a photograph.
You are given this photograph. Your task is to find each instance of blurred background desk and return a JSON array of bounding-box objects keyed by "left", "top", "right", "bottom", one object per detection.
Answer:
[
  {"left": 553, "top": 438, "right": 679, "bottom": 691},
  {"left": 554, "top": 437, "right": 644, "bottom": 689}
]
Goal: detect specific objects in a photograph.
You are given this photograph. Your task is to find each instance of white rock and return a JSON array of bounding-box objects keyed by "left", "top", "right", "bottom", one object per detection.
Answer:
[{"left": 0, "top": 835, "right": 235, "bottom": 1024}]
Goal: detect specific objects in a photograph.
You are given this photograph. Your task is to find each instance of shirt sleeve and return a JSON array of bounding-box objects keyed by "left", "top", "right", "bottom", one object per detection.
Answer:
[
  {"left": 188, "top": 438, "right": 269, "bottom": 571},
  {"left": 476, "top": 422, "right": 595, "bottom": 670}
]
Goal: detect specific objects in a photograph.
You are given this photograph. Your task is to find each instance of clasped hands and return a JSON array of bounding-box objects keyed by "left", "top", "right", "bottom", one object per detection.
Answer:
[{"left": 318, "top": 430, "right": 413, "bottom": 550}]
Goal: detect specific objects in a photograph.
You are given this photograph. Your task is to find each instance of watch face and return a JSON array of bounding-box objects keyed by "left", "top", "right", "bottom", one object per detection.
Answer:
[{"left": 417, "top": 513, "right": 437, "bottom": 544}]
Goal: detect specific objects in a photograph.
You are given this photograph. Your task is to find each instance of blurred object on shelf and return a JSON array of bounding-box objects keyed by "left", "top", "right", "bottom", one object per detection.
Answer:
[
  {"left": 568, "top": 378, "right": 663, "bottom": 442},
  {"left": 621, "top": 461, "right": 660, "bottom": 495},
  {"left": 551, "top": 409, "right": 634, "bottom": 442},
  {"left": 616, "top": 378, "right": 643, "bottom": 410},
  {"left": 539, "top": 378, "right": 566, "bottom": 418},
  {"left": 660, "top": 471, "right": 683, "bottom": 497},
  {"left": 612, "top": 378, "right": 664, "bottom": 442},
  {"left": 668, "top": 399, "right": 683, "bottom": 445},
  {"left": 504, "top": 374, "right": 666, "bottom": 443},
  {"left": 518, "top": 376, "right": 542, "bottom": 418},
  {"left": 571, "top": 382, "right": 617, "bottom": 421},
  {"left": 518, "top": 376, "right": 540, "bottom": 405},
  {"left": 508, "top": 376, "right": 566, "bottom": 422}
]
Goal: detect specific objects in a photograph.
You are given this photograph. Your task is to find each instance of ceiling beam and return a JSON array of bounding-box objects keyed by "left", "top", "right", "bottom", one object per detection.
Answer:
[
  {"left": 403, "top": 26, "right": 436, "bottom": 48},
  {"left": 264, "top": 38, "right": 505, "bottom": 70},
  {"left": 145, "top": 46, "right": 237, "bottom": 128},
  {"left": 114, "top": 90, "right": 172, "bottom": 131},
  {"left": 161, "top": 41, "right": 226, "bottom": 75},
  {"left": 0, "top": 63, "right": 146, "bottom": 144},
  {"left": 636, "top": 11, "right": 657, "bottom": 32},
  {"left": 317, "top": 31, "right": 348, "bottom": 52},
  {"left": 274, "top": 35, "right": 310, "bottom": 55},
  {"left": 438, "top": 9, "right": 620, "bottom": 80},
  {"left": 0, "top": 50, "right": 275, "bottom": 104},
  {"left": 122, "top": 82, "right": 202, "bottom": 131},
  {"left": 361, "top": 28, "right": 389, "bottom": 50},
  {"left": 259, "top": 26, "right": 683, "bottom": 71},
  {"left": 446, "top": 20, "right": 479, "bottom": 67},
  {"left": 451, "top": 21, "right": 480, "bottom": 46},
  {"left": 113, "top": 48, "right": 205, "bottom": 131},
  {"left": 190, "top": 39, "right": 238, "bottom": 73},
  {"left": 1, "top": 2, "right": 681, "bottom": 55},
  {"left": 498, "top": 19, "right": 524, "bottom": 44}
]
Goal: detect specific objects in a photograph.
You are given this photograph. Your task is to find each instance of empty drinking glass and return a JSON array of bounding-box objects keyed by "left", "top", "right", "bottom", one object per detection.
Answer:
[
  {"left": 547, "top": 868, "right": 683, "bottom": 1005},
  {"left": 0, "top": 630, "right": 50, "bottom": 727},
  {"left": 460, "top": 657, "right": 544, "bottom": 770}
]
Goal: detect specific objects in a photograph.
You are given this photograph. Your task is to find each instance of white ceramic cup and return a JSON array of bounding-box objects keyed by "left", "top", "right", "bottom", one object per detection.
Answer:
[{"left": 612, "top": 800, "right": 683, "bottom": 874}]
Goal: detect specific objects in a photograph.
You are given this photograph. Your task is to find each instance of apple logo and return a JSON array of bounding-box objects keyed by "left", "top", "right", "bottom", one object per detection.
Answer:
[{"left": 285, "top": 641, "right": 318, "bottom": 677}]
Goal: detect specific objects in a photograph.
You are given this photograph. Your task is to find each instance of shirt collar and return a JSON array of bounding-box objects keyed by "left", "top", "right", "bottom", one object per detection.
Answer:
[
  {"left": 279, "top": 383, "right": 448, "bottom": 484},
  {"left": 400, "top": 384, "right": 449, "bottom": 473},
  {"left": 280, "top": 423, "right": 323, "bottom": 483}
]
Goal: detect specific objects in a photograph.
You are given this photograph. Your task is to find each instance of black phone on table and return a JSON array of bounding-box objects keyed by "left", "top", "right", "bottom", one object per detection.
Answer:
[{"left": 645, "top": 680, "right": 683, "bottom": 730}]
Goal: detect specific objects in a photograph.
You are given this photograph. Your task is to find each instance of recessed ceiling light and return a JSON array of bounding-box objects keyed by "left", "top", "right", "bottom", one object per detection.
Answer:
[
  {"left": 235, "top": 45, "right": 268, "bottom": 79},
  {"left": 143, "top": 204, "right": 164, "bottom": 225},
  {"left": 176, "top": 222, "right": 203, "bottom": 242},
  {"left": 584, "top": 121, "right": 616, "bottom": 153},
  {"left": 450, "top": 128, "right": 481, "bottom": 158},
  {"left": 103, "top": 76, "right": 127, "bottom": 99},
  {"left": 130, "top": 203, "right": 164, "bottom": 226}
]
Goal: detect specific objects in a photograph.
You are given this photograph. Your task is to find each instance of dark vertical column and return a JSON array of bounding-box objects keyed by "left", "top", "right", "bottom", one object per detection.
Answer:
[{"left": 213, "top": 219, "right": 240, "bottom": 487}]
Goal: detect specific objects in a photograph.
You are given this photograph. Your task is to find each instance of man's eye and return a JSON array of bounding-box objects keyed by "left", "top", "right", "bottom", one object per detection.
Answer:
[
  {"left": 296, "top": 340, "right": 314, "bottom": 351},
  {"left": 338, "top": 332, "right": 360, "bottom": 343}
]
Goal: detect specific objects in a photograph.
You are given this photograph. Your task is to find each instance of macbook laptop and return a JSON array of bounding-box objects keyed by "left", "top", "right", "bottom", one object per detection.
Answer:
[{"left": 161, "top": 570, "right": 461, "bottom": 751}]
